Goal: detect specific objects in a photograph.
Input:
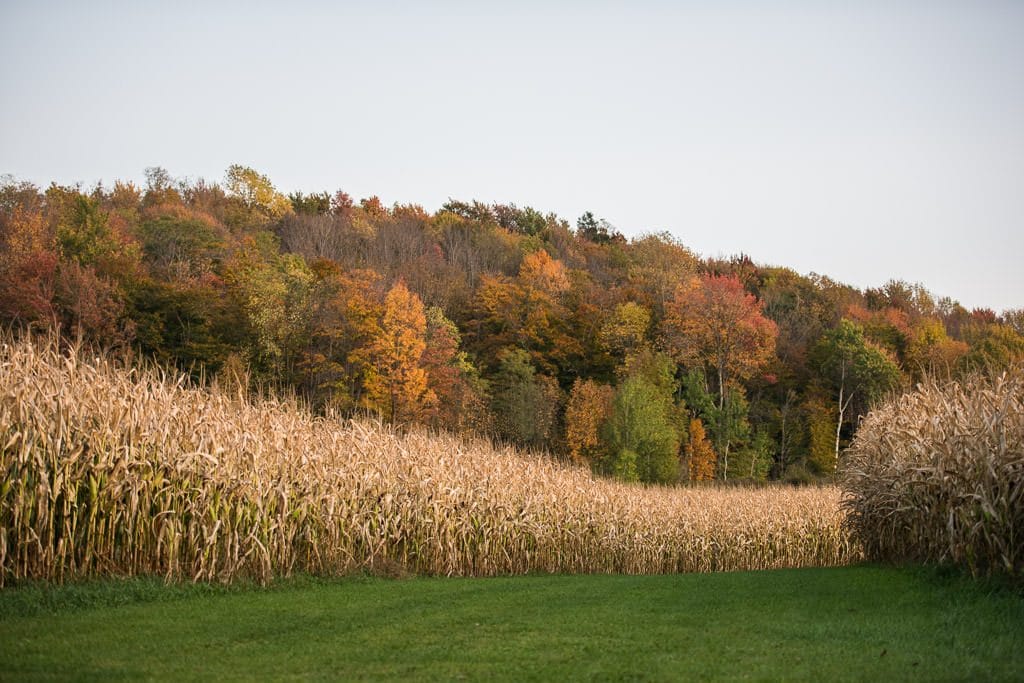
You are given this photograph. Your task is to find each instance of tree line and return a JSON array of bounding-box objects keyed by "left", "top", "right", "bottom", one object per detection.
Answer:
[{"left": 1, "top": 166, "right": 1021, "bottom": 484}]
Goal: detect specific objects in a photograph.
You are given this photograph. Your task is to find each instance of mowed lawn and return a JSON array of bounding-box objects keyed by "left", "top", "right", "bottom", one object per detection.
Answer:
[{"left": 2, "top": 566, "right": 1022, "bottom": 681}]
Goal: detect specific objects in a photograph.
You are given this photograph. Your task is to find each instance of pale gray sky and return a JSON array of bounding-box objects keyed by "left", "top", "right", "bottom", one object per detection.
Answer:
[{"left": 2, "top": 1, "right": 1022, "bottom": 312}]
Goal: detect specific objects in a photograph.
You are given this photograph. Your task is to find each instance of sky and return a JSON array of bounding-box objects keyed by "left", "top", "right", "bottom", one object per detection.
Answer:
[{"left": 2, "top": 1, "right": 1022, "bottom": 312}]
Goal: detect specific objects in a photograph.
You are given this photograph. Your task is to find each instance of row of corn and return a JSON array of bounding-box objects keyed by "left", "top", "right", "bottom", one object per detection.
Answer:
[{"left": 1, "top": 333, "right": 858, "bottom": 586}]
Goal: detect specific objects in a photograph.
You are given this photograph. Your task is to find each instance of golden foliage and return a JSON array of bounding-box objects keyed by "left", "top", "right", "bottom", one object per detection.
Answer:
[
  {"left": 905, "top": 318, "right": 968, "bottom": 382},
  {"left": 1, "top": 206, "right": 52, "bottom": 256},
  {"left": 565, "top": 379, "right": 614, "bottom": 466},
  {"left": 686, "top": 418, "right": 717, "bottom": 482},
  {"left": 599, "top": 302, "right": 651, "bottom": 358},
  {"left": 518, "top": 249, "right": 570, "bottom": 294},
  {"left": 358, "top": 281, "right": 434, "bottom": 423}
]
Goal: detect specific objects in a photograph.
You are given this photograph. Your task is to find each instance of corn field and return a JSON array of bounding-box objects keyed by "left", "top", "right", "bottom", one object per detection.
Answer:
[
  {"left": 843, "top": 370, "right": 1024, "bottom": 579},
  {"left": 0, "top": 334, "right": 858, "bottom": 586}
]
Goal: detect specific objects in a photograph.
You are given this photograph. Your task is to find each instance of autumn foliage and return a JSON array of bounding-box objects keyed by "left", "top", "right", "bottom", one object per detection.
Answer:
[
  {"left": 663, "top": 274, "right": 778, "bottom": 391},
  {"left": 357, "top": 280, "right": 434, "bottom": 424},
  {"left": 686, "top": 418, "right": 717, "bottom": 482},
  {"left": 565, "top": 379, "right": 614, "bottom": 466},
  {"left": 1, "top": 167, "right": 1019, "bottom": 485}
]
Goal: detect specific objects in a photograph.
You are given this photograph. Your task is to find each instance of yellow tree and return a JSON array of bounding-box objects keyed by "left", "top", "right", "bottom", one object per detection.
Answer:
[
  {"left": 224, "top": 242, "right": 314, "bottom": 380},
  {"left": 686, "top": 417, "right": 716, "bottom": 482},
  {"left": 299, "top": 262, "right": 384, "bottom": 411},
  {"left": 224, "top": 164, "right": 293, "bottom": 223},
  {"left": 906, "top": 318, "right": 968, "bottom": 382},
  {"left": 473, "top": 249, "right": 580, "bottom": 376},
  {"left": 627, "top": 232, "right": 699, "bottom": 316},
  {"left": 599, "top": 301, "right": 651, "bottom": 359},
  {"left": 358, "top": 280, "right": 435, "bottom": 424},
  {"left": 565, "top": 379, "right": 614, "bottom": 466},
  {"left": 518, "top": 248, "right": 570, "bottom": 293}
]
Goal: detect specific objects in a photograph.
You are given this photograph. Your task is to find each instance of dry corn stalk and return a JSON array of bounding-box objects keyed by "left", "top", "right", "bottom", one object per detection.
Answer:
[
  {"left": 842, "top": 370, "right": 1024, "bottom": 579},
  {"left": 0, "top": 333, "right": 859, "bottom": 586}
]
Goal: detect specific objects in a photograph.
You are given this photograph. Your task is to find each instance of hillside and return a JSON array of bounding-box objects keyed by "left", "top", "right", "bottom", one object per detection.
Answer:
[{"left": 1, "top": 170, "right": 1022, "bottom": 486}]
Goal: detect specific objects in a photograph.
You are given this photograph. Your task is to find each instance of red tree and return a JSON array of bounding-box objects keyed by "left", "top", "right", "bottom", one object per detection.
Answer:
[{"left": 663, "top": 274, "right": 778, "bottom": 406}]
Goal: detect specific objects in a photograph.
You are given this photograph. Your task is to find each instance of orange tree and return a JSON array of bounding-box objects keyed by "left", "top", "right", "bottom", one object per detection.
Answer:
[{"left": 663, "top": 274, "right": 777, "bottom": 478}]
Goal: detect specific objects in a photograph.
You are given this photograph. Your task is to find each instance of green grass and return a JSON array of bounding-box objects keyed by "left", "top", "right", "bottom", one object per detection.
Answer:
[{"left": 1, "top": 566, "right": 1022, "bottom": 681}]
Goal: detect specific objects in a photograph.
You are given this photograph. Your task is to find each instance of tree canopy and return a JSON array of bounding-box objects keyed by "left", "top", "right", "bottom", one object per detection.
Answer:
[{"left": 1, "top": 167, "right": 1018, "bottom": 485}]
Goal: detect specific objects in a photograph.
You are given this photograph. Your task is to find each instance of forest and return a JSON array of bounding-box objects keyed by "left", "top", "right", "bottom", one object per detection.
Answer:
[{"left": 1, "top": 165, "right": 1021, "bottom": 484}]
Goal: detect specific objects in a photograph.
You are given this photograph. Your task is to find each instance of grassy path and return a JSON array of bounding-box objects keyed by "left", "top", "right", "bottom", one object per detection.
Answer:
[{"left": 2, "top": 566, "right": 1022, "bottom": 681}]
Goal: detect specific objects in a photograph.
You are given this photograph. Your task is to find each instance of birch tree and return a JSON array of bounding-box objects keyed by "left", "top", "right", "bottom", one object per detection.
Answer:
[{"left": 814, "top": 319, "right": 901, "bottom": 470}]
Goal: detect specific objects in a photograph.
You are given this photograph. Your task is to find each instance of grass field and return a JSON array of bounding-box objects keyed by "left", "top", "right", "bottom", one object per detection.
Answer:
[{"left": 2, "top": 566, "right": 1022, "bottom": 681}]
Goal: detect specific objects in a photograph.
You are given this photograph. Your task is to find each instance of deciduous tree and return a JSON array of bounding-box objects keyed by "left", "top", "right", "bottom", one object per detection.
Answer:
[
  {"left": 225, "top": 237, "right": 314, "bottom": 380},
  {"left": 224, "top": 164, "right": 293, "bottom": 222},
  {"left": 686, "top": 418, "right": 716, "bottom": 482},
  {"left": 473, "top": 250, "right": 580, "bottom": 377},
  {"left": 961, "top": 323, "right": 1024, "bottom": 373},
  {"left": 358, "top": 280, "right": 434, "bottom": 424},
  {"left": 664, "top": 275, "right": 777, "bottom": 477},
  {"left": 599, "top": 301, "right": 650, "bottom": 359},
  {"left": 813, "top": 319, "right": 902, "bottom": 470},
  {"left": 803, "top": 389, "right": 837, "bottom": 475},
  {"left": 603, "top": 372, "right": 680, "bottom": 484},
  {"left": 300, "top": 263, "right": 384, "bottom": 410},
  {"left": 0, "top": 205, "right": 57, "bottom": 325},
  {"left": 565, "top": 379, "right": 614, "bottom": 466},
  {"left": 664, "top": 274, "right": 778, "bottom": 384},
  {"left": 603, "top": 350, "right": 682, "bottom": 484},
  {"left": 422, "top": 306, "right": 488, "bottom": 433},
  {"left": 490, "top": 348, "right": 561, "bottom": 448},
  {"left": 627, "top": 232, "right": 698, "bottom": 316},
  {"left": 905, "top": 318, "right": 968, "bottom": 382}
]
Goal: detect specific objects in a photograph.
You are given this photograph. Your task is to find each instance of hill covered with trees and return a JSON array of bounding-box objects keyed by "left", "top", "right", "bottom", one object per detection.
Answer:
[{"left": 1, "top": 166, "right": 1021, "bottom": 484}]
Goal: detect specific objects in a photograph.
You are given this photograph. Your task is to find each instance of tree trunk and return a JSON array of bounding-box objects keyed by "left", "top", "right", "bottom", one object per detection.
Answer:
[
  {"left": 834, "top": 383, "right": 844, "bottom": 474},
  {"left": 834, "top": 361, "right": 853, "bottom": 474},
  {"left": 718, "top": 364, "right": 728, "bottom": 481},
  {"left": 778, "top": 390, "right": 794, "bottom": 476}
]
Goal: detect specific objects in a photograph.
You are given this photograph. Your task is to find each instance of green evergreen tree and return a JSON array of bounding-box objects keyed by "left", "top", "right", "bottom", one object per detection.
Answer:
[{"left": 490, "top": 348, "right": 561, "bottom": 448}]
